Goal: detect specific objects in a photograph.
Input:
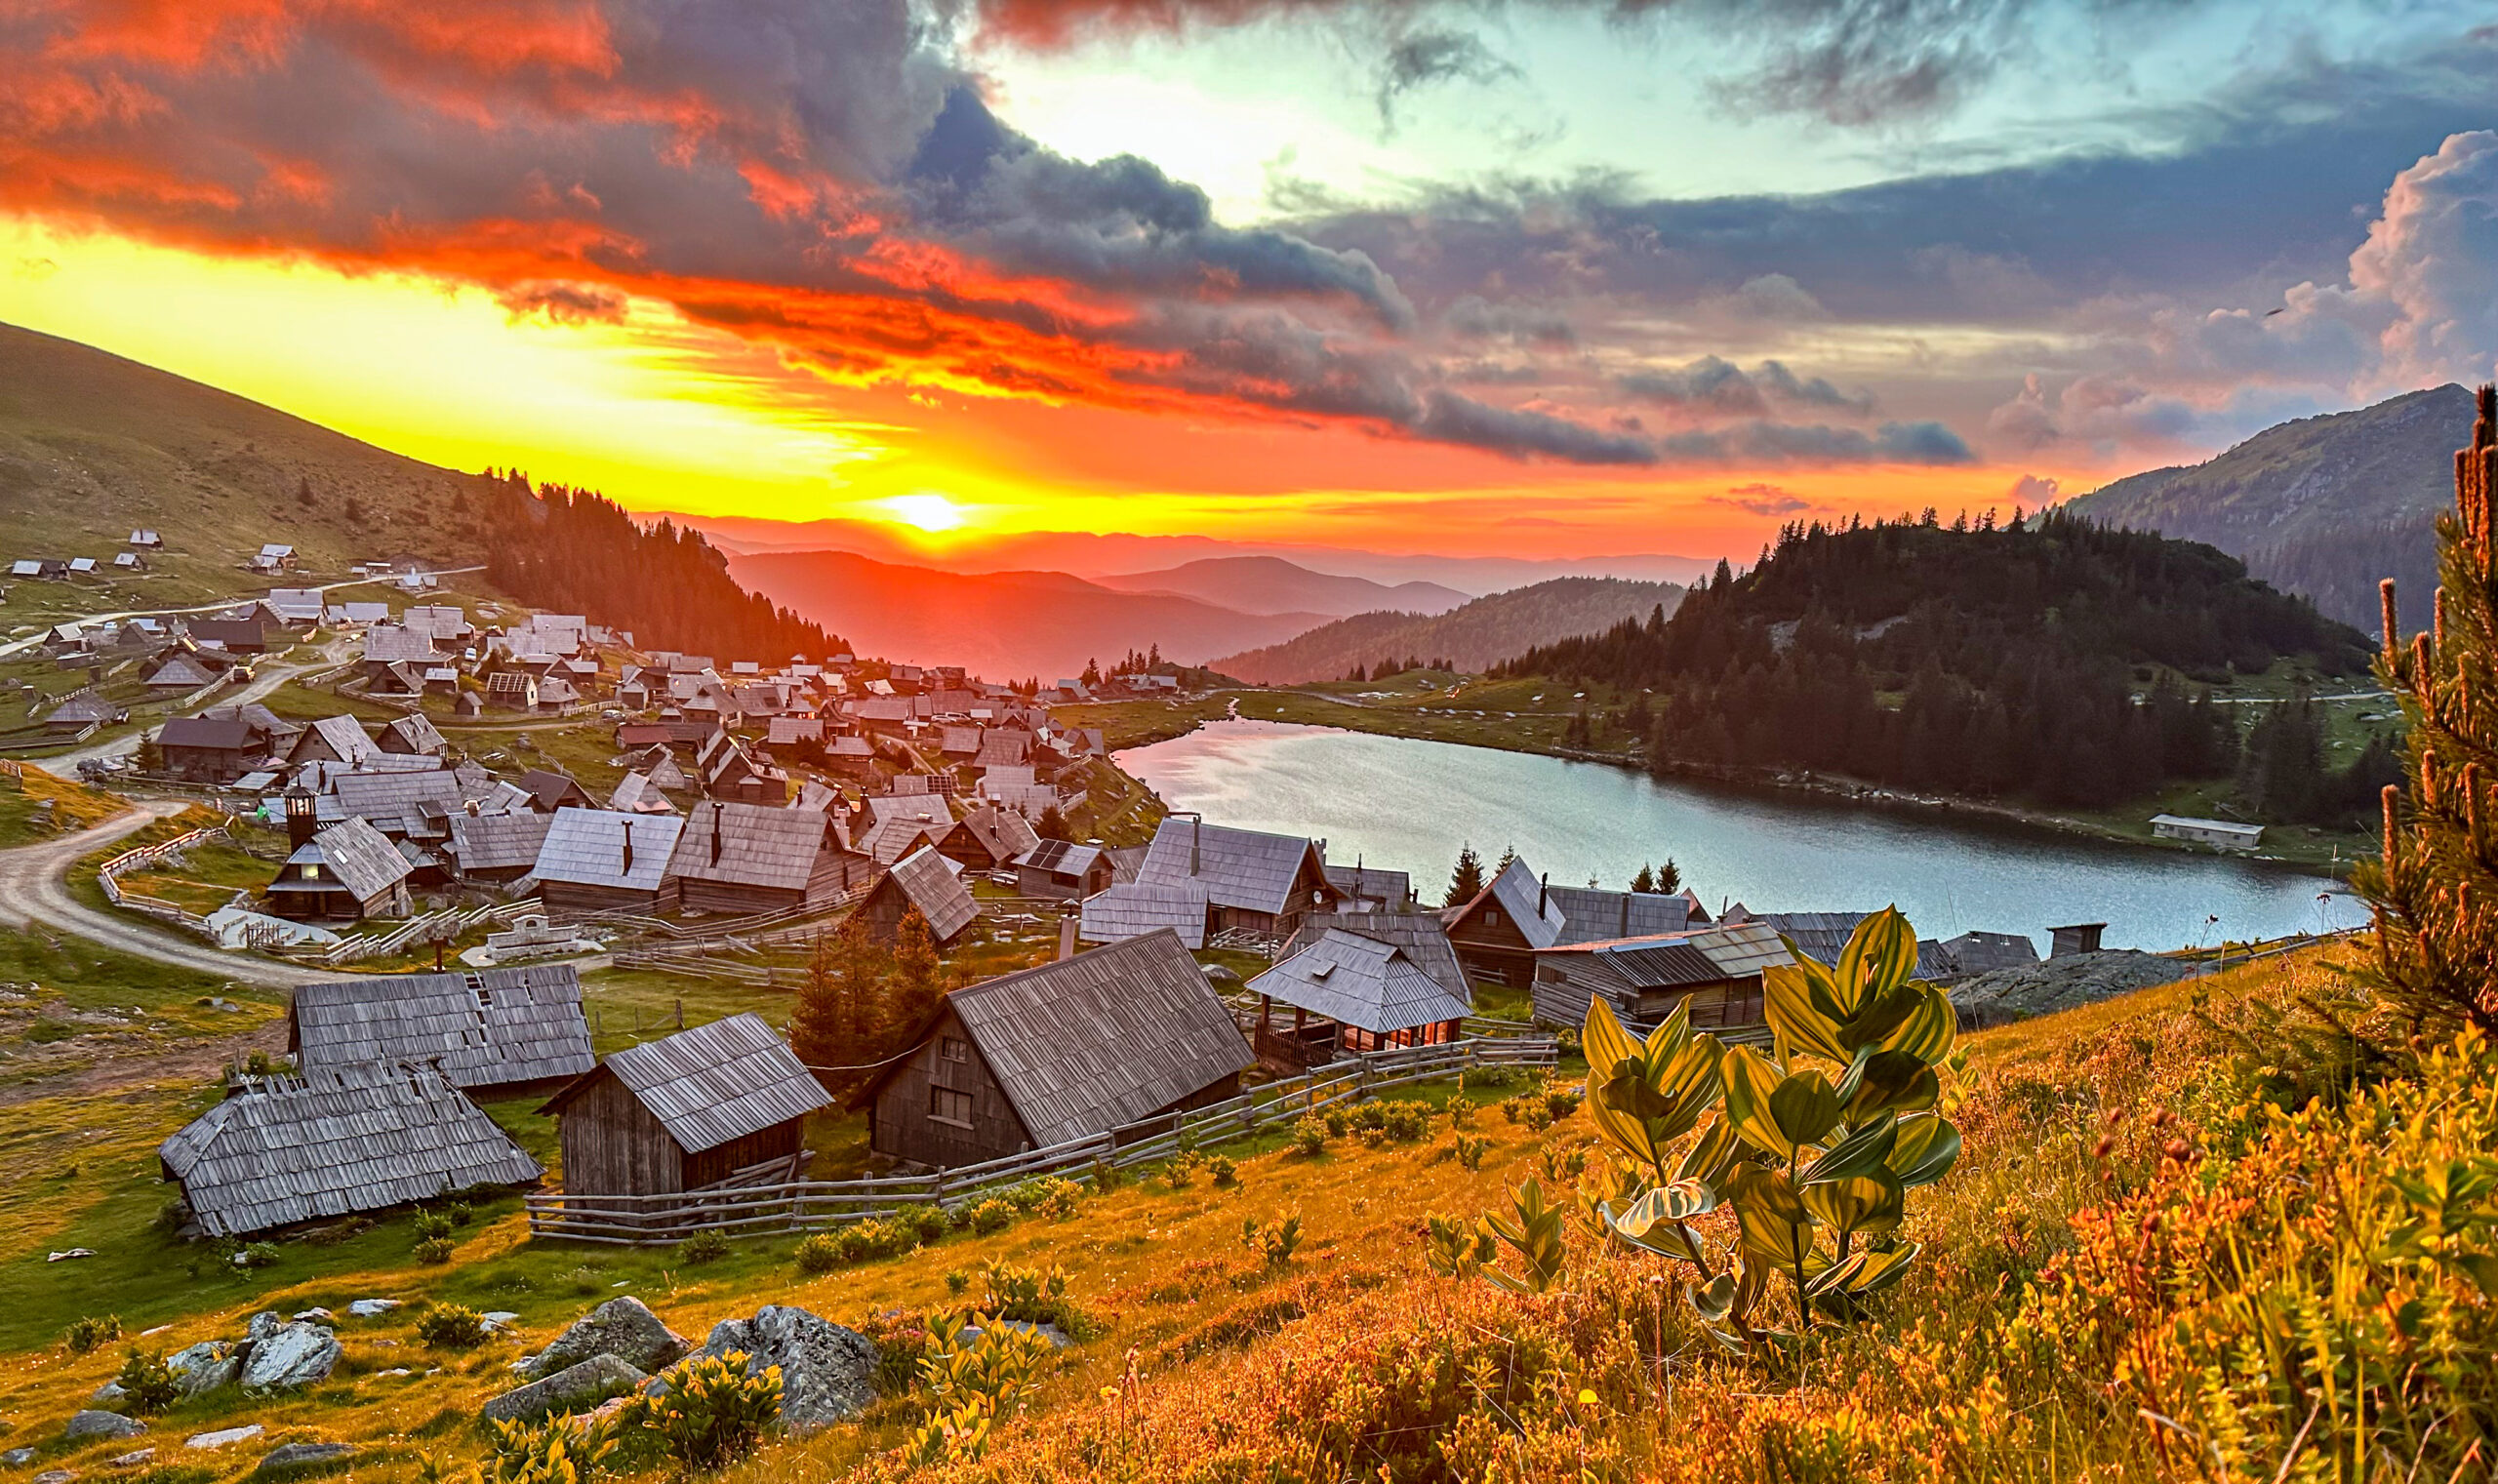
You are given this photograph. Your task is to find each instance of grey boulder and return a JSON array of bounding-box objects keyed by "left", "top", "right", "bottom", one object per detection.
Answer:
[
  {"left": 166, "top": 1343, "right": 239, "bottom": 1398},
  {"left": 667, "top": 1305, "right": 878, "bottom": 1434},
  {"left": 524, "top": 1297, "right": 687, "bottom": 1380},
  {"left": 251, "top": 1442, "right": 356, "bottom": 1477},
  {"left": 2, "top": 1446, "right": 35, "bottom": 1465},
  {"left": 481, "top": 1354, "right": 647, "bottom": 1424},
  {"left": 86, "top": 1384, "right": 125, "bottom": 1407},
  {"left": 63, "top": 1412, "right": 143, "bottom": 1443},
  {"left": 238, "top": 1323, "right": 340, "bottom": 1391},
  {"left": 343, "top": 1300, "right": 400, "bottom": 1318},
  {"left": 1948, "top": 949, "right": 2191, "bottom": 1027}
]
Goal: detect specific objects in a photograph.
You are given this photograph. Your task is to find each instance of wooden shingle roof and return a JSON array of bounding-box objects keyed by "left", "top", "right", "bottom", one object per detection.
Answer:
[
  {"left": 941, "top": 930, "right": 1252, "bottom": 1148},
  {"left": 547, "top": 1013, "right": 829, "bottom": 1155},
  {"left": 1281, "top": 911, "right": 1471, "bottom": 1006},
  {"left": 534, "top": 807, "right": 684, "bottom": 893},
  {"left": 290, "top": 966, "right": 595, "bottom": 1089},
  {"left": 1471, "top": 857, "right": 1568, "bottom": 949},
  {"left": 363, "top": 624, "right": 442, "bottom": 663},
  {"left": 381, "top": 713, "right": 447, "bottom": 754},
  {"left": 159, "top": 1062, "right": 543, "bottom": 1237},
  {"left": 958, "top": 804, "right": 1040, "bottom": 864},
  {"left": 1133, "top": 819, "right": 1332, "bottom": 918},
  {"left": 447, "top": 810, "right": 554, "bottom": 873},
  {"left": 1248, "top": 928, "right": 1471, "bottom": 1034},
  {"left": 666, "top": 801, "right": 831, "bottom": 892},
  {"left": 1078, "top": 881, "right": 1210, "bottom": 948},
  {"left": 312, "top": 817, "right": 413, "bottom": 901},
  {"left": 885, "top": 845, "right": 978, "bottom": 943}
]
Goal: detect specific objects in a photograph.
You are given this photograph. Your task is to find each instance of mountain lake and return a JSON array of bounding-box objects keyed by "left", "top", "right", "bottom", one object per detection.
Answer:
[{"left": 1116, "top": 719, "right": 2369, "bottom": 953}]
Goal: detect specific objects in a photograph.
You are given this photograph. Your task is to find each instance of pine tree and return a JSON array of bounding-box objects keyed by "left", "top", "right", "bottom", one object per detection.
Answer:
[
  {"left": 1444, "top": 844, "right": 1484, "bottom": 907},
  {"left": 1493, "top": 845, "right": 1516, "bottom": 877},
  {"left": 1035, "top": 802, "right": 1068, "bottom": 840},
  {"left": 889, "top": 906, "right": 944, "bottom": 1031},
  {"left": 1630, "top": 863, "right": 1655, "bottom": 893},
  {"left": 1655, "top": 857, "right": 1682, "bottom": 895},
  {"left": 2357, "top": 382, "right": 2498, "bottom": 1032}
]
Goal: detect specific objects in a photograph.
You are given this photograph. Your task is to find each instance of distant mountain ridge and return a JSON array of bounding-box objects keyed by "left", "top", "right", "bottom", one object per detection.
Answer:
[
  {"left": 726, "top": 548, "right": 1336, "bottom": 679},
  {"left": 1210, "top": 577, "right": 1684, "bottom": 684},
  {"left": 1095, "top": 556, "right": 1468, "bottom": 618},
  {"left": 2063, "top": 383, "right": 2474, "bottom": 630}
]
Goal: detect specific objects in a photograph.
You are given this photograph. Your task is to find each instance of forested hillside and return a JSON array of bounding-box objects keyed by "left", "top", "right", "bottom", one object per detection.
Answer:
[
  {"left": 482, "top": 475, "right": 840, "bottom": 662},
  {"left": 1212, "top": 577, "right": 1683, "bottom": 684},
  {"left": 1508, "top": 513, "right": 2375, "bottom": 810}
]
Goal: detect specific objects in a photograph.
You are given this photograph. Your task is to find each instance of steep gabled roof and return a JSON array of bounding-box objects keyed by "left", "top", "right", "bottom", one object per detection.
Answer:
[
  {"left": 381, "top": 713, "right": 447, "bottom": 754},
  {"left": 883, "top": 844, "right": 979, "bottom": 942},
  {"left": 534, "top": 807, "right": 684, "bottom": 893},
  {"left": 363, "top": 624, "right": 442, "bottom": 663},
  {"left": 160, "top": 1062, "right": 542, "bottom": 1237},
  {"left": 1078, "top": 881, "right": 1210, "bottom": 949},
  {"left": 1015, "top": 838, "right": 1105, "bottom": 880},
  {"left": 1537, "top": 920, "right": 1795, "bottom": 988},
  {"left": 160, "top": 716, "right": 257, "bottom": 751},
  {"left": 1248, "top": 928, "right": 1471, "bottom": 1034},
  {"left": 610, "top": 771, "right": 679, "bottom": 815},
  {"left": 1323, "top": 862, "right": 1412, "bottom": 907},
  {"left": 545, "top": 1012, "right": 829, "bottom": 1155},
  {"left": 295, "top": 714, "right": 375, "bottom": 764},
  {"left": 446, "top": 811, "right": 554, "bottom": 873},
  {"left": 290, "top": 965, "right": 595, "bottom": 1088},
  {"left": 1546, "top": 885, "right": 1693, "bottom": 946},
  {"left": 1461, "top": 857, "right": 1568, "bottom": 949},
  {"left": 311, "top": 817, "right": 413, "bottom": 901},
  {"left": 935, "top": 929, "right": 1252, "bottom": 1147},
  {"left": 1133, "top": 818, "right": 1333, "bottom": 918},
  {"left": 666, "top": 800, "right": 832, "bottom": 892},
  {"left": 957, "top": 803, "right": 1040, "bottom": 863},
  {"left": 1281, "top": 910, "right": 1471, "bottom": 1006}
]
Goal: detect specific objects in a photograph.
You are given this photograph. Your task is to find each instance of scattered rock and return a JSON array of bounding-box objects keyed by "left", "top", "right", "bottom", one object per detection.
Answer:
[
  {"left": 167, "top": 1343, "right": 239, "bottom": 1398},
  {"left": 523, "top": 1297, "right": 688, "bottom": 1380},
  {"left": 343, "top": 1300, "right": 400, "bottom": 1319},
  {"left": 62, "top": 1414, "right": 142, "bottom": 1444},
  {"left": 290, "top": 1309, "right": 332, "bottom": 1324},
  {"left": 237, "top": 1323, "right": 340, "bottom": 1391},
  {"left": 245, "top": 1313, "right": 284, "bottom": 1342},
  {"left": 374, "top": 1369, "right": 411, "bottom": 1380},
  {"left": 185, "top": 1425, "right": 263, "bottom": 1451},
  {"left": 45, "top": 1250, "right": 94, "bottom": 1263},
  {"left": 667, "top": 1305, "right": 878, "bottom": 1434},
  {"left": 482, "top": 1354, "right": 648, "bottom": 1424},
  {"left": 103, "top": 1451, "right": 150, "bottom": 1470},
  {"left": 87, "top": 1384, "right": 125, "bottom": 1408},
  {"left": 250, "top": 1442, "right": 355, "bottom": 1478},
  {"left": 2, "top": 1446, "right": 35, "bottom": 1466},
  {"left": 32, "top": 1471, "right": 73, "bottom": 1484},
  {"left": 1947, "top": 949, "right": 2192, "bottom": 1027},
  {"left": 479, "top": 1311, "right": 520, "bottom": 1333}
]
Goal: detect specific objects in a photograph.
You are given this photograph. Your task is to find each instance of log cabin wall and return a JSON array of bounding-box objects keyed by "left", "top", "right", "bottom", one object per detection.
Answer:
[
  {"left": 870, "top": 1004, "right": 1031, "bottom": 1168},
  {"left": 557, "top": 1074, "right": 684, "bottom": 1196}
]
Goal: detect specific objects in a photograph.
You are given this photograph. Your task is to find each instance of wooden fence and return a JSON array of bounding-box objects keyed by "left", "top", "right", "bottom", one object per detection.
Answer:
[
  {"left": 525, "top": 1035, "right": 1559, "bottom": 1245},
  {"left": 97, "top": 822, "right": 233, "bottom": 941}
]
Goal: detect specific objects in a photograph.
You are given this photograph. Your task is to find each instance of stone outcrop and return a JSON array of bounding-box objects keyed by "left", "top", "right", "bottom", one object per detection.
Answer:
[
  {"left": 523, "top": 1297, "right": 688, "bottom": 1380},
  {"left": 665, "top": 1305, "right": 878, "bottom": 1434},
  {"left": 1947, "top": 949, "right": 2192, "bottom": 1027},
  {"left": 482, "top": 1354, "right": 648, "bottom": 1424}
]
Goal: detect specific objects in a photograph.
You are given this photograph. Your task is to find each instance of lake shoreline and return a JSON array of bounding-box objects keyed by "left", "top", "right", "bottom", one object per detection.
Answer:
[{"left": 1073, "top": 690, "right": 2363, "bottom": 879}]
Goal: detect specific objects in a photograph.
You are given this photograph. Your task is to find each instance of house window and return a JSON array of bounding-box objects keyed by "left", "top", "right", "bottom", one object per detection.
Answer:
[
  {"left": 941, "top": 1036, "right": 968, "bottom": 1063},
  {"left": 301, "top": 863, "right": 322, "bottom": 880},
  {"left": 1485, "top": 908, "right": 1501, "bottom": 926},
  {"left": 929, "top": 1087, "right": 973, "bottom": 1127}
]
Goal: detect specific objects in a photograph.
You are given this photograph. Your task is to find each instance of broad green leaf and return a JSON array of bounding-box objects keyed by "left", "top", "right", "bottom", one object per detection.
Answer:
[
  {"left": 1838, "top": 981, "right": 1926, "bottom": 1053},
  {"left": 1768, "top": 1070, "right": 1843, "bottom": 1151},
  {"left": 1765, "top": 957, "right": 1852, "bottom": 1064},
  {"left": 1878, "top": 984, "right": 1958, "bottom": 1063},
  {"left": 1800, "top": 1170, "right": 1903, "bottom": 1235},
  {"left": 1886, "top": 1114, "right": 1961, "bottom": 1187},
  {"left": 1721, "top": 1046, "right": 1793, "bottom": 1158},
  {"left": 1802, "top": 1111, "right": 1897, "bottom": 1184},
  {"left": 1845, "top": 1051, "right": 1940, "bottom": 1120},
  {"left": 1580, "top": 998, "right": 1658, "bottom": 1165},
  {"left": 1842, "top": 1243, "right": 1920, "bottom": 1297},
  {"left": 1676, "top": 1115, "right": 1744, "bottom": 1186},
  {"left": 1689, "top": 1272, "right": 1738, "bottom": 1322},
  {"left": 1833, "top": 906, "right": 1917, "bottom": 1016}
]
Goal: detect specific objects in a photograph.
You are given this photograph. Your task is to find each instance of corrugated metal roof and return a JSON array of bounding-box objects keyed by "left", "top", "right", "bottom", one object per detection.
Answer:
[
  {"left": 1247, "top": 928, "right": 1471, "bottom": 1034},
  {"left": 1133, "top": 819, "right": 1330, "bottom": 918},
  {"left": 160, "top": 1063, "right": 543, "bottom": 1237},
  {"left": 584, "top": 1013, "right": 830, "bottom": 1155},
  {"left": 885, "top": 845, "right": 979, "bottom": 942},
  {"left": 1281, "top": 911, "right": 1471, "bottom": 1006},
  {"left": 1079, "top": 881, "right": 1209, "bottom": 948},
  {"left": 292, "top": 965, "right": 595, "bottom": 1088},
  {"left": 667, "top": 800, "right": 831, "bottom": 892},
  {"left": 948, "top": 930, "right": 1252, "bottom": 1147},
  {"left": 534, "top": 807, "right": 684, "bottom": 892}
]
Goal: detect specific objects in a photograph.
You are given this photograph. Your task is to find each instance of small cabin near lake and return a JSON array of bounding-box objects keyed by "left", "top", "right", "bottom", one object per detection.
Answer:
[
  {"left": 856, "top": 928, "right": 1253, "bottom": 1169},
  {"left": 854, "top": 844, "right": 979, "bottom": 948},
  {"left": 1246, "top": 927, "right": 1472, "bottom": 1068},
  {"left": 1530, "top": 919, "right": 1793, "bottom": 1040},
  {"left": 541, "top": 1013, "right": 831, "bottom": 1196}
]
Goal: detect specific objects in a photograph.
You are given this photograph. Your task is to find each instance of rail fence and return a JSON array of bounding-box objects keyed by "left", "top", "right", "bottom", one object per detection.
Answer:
[
  {"left": 525, "top": 1035, "right": 1559, "bottom": 1244},
  {"left": 96, "top": 821, "right": 233, "bottom": 941}
]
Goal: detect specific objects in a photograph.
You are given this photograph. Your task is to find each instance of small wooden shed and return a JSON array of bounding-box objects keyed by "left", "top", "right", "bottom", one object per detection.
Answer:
[
  {"left": 855, "top": 844, "right": 979, "bottom": 948},
  {"left": 289, "top": 965, "right": 595, "bottom": 1098},
  {"left": 855, "top": 929, "right": 1253, "bottom": 1169},
  {"left": 532, "top": 807, "right": 684, "bottom": 914},
  {"left": 664, "top": 799, "right": 869, "bottom": 915},
  {"left": 1246, "top": 927, "right": 1471, "bottom": 1067},
  {"left": 1012, "top": 839, "right": 1114, "bottom": 900},
  {"left": 540, "top": 1013, "right": 832, "bottom": 1195}
]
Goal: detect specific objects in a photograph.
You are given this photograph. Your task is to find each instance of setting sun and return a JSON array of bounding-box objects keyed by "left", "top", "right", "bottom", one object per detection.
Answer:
[{"left": 879, "top": 492, "right": 970, "bottom": 533}]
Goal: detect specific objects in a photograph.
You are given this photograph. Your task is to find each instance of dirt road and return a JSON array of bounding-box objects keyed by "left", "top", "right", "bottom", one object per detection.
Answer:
[{"left": 0, "top": 804, "right": 337, "bottom": 989}]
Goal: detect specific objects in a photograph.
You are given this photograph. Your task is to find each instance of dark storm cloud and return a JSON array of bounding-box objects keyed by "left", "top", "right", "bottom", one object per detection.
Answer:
[{"left": 1375, "top": 28, "right": 1521, "bottom": 132}]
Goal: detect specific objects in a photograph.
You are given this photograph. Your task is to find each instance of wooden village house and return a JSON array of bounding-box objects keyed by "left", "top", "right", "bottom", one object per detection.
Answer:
[
  {"left": 288, "top": 965, "right": 596, "bottom": 1097},
  {"left": 938, "top": 803, "right": 1041, "bottom": 873},
  {"left": 1127, "top": 818, "right": 1339, "bottom": 941},
  {"left": 665, "top": 800, "right": 871, "bottom": 914},
  {"left": 1013, "top": 838, "right": 1114, "bottom": 900},
  {"left": 445, "top": 811, "right": 555, "bottom": 885},
  {"left": 853, "top": 844, "right": 979, "bottom": 948},
  {"left": 541, "top": 1013, "right": 831, "bottom": 1196},
  {"left": 159, "top": 1063, "right": 543, "bottom": 1238},
  {"left": 1442, "top": 857, "right": 1696, "bottom": 989},
  {"left": 1528, "top": 919, "right": 1793, "bottom": 1042},
  {"left": 532, "top": 807, "right": 684, "bottom": 914},
  {"left": 1246, "top": 926, "right": 1474, "bottom": 1067},
  {"left": 856, "top": 928, "right": 1254, "bottom": 1169},
  {"left": 264, "top": 802, "right": 413, "bottom": 921}
]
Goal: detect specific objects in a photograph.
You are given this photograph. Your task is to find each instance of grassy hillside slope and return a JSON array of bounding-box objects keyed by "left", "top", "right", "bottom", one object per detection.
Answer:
[
  {"left": 2064, "top": 382, "right": 2471, "bottom": 630},
  {"left": 1211, "top": 577, "right": 1683, "bottom": 684}
]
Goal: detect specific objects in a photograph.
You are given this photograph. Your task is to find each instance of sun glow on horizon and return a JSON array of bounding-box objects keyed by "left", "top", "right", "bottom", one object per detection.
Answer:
[{"left": 879, "top": 492, "right": 970, "bottom": 533}]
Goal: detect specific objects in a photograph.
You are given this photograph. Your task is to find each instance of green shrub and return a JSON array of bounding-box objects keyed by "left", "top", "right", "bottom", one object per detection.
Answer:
[
  {"left": 1356, "top": 1099, "right": 1431, "bottom": 1145},
  {"left": 1290, "top": 1117, "right": 1329, "bottom": 1157},
  {"left": 1541, "top": 1086, "right": 1583, "bottom": 1122},
  {"left": 413, "top": 1236, "right": 457, "bottom": 1266},
  {"left": 981, "top": 1259, "right": 1095, "bottom": 1336},
  {"left": 1002, "top": 1182, "right": 1048, "bottom": 1214},
  {"left": 153, "top": 1197, "right": 188, "bottom": 1235},
  {"left": 677, "top": 1228, "right": 731, "bottom": 1265},
  {"left": 233, "top": 1241, "right": 282, "bottom": 1269},
  {"left": 411, "top": 1210, "right": 456, "bottom": 1243},
  {"left": 964, "top": 1199, "right": 1012, "bottom": 1236},
  {"left": 446, "top": 1200, "right": 474, "bottom": 1227},
  {"left": 1321, "top": 1106, "right": 1351, "bottom": 1139},
  {"left": 854, "top": 1217, "right": 919, "bottom": 1261},
  {"left": 1164, "top": 1150, "right": 1202, "bottom": 1188},
  {"left": 793, "top": 1232, "right": 843, "bottom": 1275},
  {"left": 64, "top": 1314, "right": 122, "bottom": 1354},
  {"left": 1242, "top": 1213, "right": 1304, "bottom": 1268},
  {"left": 1031, "top": 1178, "right": 1083, "bottom": 1219},
  {"left": 416, "top": 1304, "right": 488, "bottom": 1349},
  {"left": 483, "top": 1411, "right": 618, "bottom": 1484},
  {"left": 640, "top": 1351, "right": 782, "bottom": 1469},
  {"left": 909, "top": 1205, "right": 952, "bottom": 1244},
  {"left": 1455, "top": 1133, "right": 1488, "bottom": 1172},
  {"left": 1500, "top": 1094, "right": 1554, "bottom": 1132},
  {"left": 115, "top": 1347, "right": 181, "bottom": 1414},
  {"left": 1205, "top": 1154, "right": 1239, "bottom": 1187},
  {"left": 945, "top": 1268, "right": 972, "bottom": 1296}
]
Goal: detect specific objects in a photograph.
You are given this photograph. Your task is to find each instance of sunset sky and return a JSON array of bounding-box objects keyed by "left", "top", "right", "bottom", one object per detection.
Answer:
[{"left": 3, "top": 0, "right": 2494, "bottom": 562}]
